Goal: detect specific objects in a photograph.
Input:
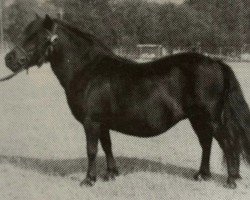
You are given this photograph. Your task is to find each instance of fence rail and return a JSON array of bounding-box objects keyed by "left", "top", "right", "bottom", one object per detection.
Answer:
[{"left": 114, "top": 44, "right": 250, "bottom": 62}]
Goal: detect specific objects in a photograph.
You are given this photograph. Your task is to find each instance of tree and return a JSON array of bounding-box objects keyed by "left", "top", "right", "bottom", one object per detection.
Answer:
[
  {"left": 111, "top": 0, "right": 162, "bottom": 46},
  {"left": 51, "top": 0, "right": 118, "bottom": 46},
  {"left": 158, "top": 3, "right": 211, "bottom": 52},
  {"left": 4, "top": 1, "right": 33, "bottom": 44},
  {"left": 185, "top": 0, "right": 248, "bottom": 49}
]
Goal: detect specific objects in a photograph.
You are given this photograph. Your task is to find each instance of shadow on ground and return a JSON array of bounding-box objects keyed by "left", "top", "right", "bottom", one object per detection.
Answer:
[{"left": 0, "top": 155, "right": 226, "bottom": 184}]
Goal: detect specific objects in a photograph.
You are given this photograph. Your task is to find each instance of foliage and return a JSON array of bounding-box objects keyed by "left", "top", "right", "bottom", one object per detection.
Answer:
[
  {"left": 185, "top": 0, "right": 248, "bottom": 48},
  {"left": 4, "top": 1, "right": 32, "bottom": 43},
  {"left": 51, "top": 0, "right": 118, "bottom": 46},
  {"left": 158, "top": 4, "right": 211, "bottom": 50},
  {"left": 3, "top": 0, "right": 250, "bottom": 51},
  {"left": 111, "top": 0, "right": 162, "bottom": 45}
]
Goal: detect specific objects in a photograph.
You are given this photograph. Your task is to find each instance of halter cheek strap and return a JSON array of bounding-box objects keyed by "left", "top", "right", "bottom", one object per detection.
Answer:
[{"left": 37, "top": 24, "right": 58, "bottom": 67}]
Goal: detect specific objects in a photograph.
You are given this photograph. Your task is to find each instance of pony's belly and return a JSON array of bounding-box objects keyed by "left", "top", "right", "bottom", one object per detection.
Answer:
[
  {"left": 110, "top": 121, "right": 182, "bottom": 137},
  {"left": 109, "top": 112, "right": 184, "bottom": 137}
]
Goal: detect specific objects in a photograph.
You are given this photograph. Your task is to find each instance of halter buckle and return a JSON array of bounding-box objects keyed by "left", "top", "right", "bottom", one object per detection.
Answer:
[{"left": 50, "top": 34, "right": 58, "bottom": 43}]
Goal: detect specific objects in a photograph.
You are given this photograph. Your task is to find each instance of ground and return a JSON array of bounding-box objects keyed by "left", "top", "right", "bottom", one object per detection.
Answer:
[{"left": 0, "top": 56, "right": 249, "bottom": 199}]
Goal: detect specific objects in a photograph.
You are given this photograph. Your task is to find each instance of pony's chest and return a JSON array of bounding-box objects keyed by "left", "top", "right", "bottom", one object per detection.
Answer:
[
  {"left": 66, "top": 91, "right": 86, "bottom": 121},
  {"left": 67, "top": 78, "right": 111, "bottom": 122}
]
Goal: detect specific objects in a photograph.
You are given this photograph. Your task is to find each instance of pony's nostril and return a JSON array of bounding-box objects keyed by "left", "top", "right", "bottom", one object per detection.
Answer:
[
  {"left": 6, "top": 52, "right": 16, "bottom": 63},
  {"left": 19, "top": 57, "right": 27, "bottom": 65}
]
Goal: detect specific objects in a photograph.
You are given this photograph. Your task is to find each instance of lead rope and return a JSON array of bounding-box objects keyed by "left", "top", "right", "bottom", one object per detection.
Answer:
[{"left": 0, "top": 68, "right": 25, "bottom": 81}]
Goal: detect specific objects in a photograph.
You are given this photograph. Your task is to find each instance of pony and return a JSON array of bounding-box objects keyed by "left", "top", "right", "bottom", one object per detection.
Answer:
[{"left": 4, "top": 15, "right": 250, "bottom": 189}]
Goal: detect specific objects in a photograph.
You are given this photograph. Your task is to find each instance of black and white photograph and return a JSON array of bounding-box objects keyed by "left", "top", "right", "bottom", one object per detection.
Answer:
[{"left": 0, "top": 0, "right": 250, "bottom": 199}]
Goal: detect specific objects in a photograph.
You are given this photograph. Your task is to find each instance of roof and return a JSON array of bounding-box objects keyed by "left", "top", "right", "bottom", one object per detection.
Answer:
[{"left": 137, "top": 44, "right": 163, "bottom": 48}]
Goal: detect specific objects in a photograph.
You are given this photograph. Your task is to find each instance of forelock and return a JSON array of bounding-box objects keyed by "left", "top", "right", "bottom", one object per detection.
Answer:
[{"left": 23, "top": 19, "right": 43, "bottom": 37}]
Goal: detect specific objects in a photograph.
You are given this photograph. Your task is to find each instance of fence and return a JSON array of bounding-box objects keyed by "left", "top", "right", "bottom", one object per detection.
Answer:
[
  {"left": 194, "top": 44, "right": 250, "bottom": 62},
  {"left": 114, "top": 44, "right": 168, "bottom": 62},
  {"left": 114, "top": 44, "right": 250, "bottom": 62}
]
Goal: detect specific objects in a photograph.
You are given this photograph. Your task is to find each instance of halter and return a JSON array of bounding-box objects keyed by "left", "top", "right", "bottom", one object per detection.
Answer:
[
  {"left": 0, "top": 23, "right": 58, "bottom": 82},
  {"left": 37, "top": 23, "right": 58, "bottom": 67}
]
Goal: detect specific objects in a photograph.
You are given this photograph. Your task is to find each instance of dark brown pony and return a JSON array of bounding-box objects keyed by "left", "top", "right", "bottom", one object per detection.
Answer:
[{"left": 5, "top": 15, "right": 250, "bottom": 189}]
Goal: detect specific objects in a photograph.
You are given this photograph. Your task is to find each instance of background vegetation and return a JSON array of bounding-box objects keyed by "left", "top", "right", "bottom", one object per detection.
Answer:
[{"left": 2, "top": 0, "right": 250, "bottom": 53}]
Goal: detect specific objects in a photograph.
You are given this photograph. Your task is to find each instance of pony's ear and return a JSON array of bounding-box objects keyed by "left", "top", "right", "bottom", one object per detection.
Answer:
[{"left": 43, "top": 14, "right": 53, "bottom": 30}]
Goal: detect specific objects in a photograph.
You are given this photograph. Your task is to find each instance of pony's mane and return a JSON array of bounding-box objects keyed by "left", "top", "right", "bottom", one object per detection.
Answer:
[
  {"left": 52, "top": 18, "right": 137, "bottom": 65},
  {"left": 53, "top": 18, "right": 114, "bottom": 55}
]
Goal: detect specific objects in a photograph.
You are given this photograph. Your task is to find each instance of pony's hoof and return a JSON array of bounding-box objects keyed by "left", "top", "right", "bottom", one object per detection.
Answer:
[
  {"left": 112, "top": 168, "right": 119, "bottom": 176},
  {"left": 103, "top": 172, "right": 116, "bottom": 181},
  {"left": 233, "top": 174, "right": 242, "bottom": 180},
  {"left": 80, "top": 177, "right": 96, "bottom": 187},
  {"left": 194, "top": 172, "right": 211, "bottom": 181},
  {"left": 224, "top": 179, "right": 237, "bottom": 189},
  {"left": 103, "top": 169, "right": 119, "bottom": 182}
]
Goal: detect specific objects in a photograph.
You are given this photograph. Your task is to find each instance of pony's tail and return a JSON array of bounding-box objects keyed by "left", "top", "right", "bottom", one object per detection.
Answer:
[{"left": 223, "top": 64, "right": 250, "bottom": 164}]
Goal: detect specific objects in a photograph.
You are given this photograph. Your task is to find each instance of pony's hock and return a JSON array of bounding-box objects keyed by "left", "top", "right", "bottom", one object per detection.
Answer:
[{"left": 4, "top": 14, "right": 250, "bottom": 189}]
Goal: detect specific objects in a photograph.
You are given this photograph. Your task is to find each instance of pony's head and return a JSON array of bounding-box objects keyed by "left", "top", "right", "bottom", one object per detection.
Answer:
[{"left": 5, "top": 14, "right": 58, "bottom": 72}]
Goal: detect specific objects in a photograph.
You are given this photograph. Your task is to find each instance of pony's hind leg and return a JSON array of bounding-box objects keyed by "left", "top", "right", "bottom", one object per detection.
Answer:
[
  {"left": 100, "top": 126, "right": 119, "bottom": 181},
  {"left": 190, "top": 117, "right": 213, "bottom": 181},
  {"left": 234, "top": 152, "right": 241, "bottom": 179},
  {"left": 214, "top": 130, "right": 240, "bottom": 189},
  {"left": 191, "top": 117, "right": 239, "bottom": 188}
]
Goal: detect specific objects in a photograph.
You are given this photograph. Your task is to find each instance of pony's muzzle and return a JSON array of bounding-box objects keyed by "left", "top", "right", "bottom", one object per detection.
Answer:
[
  {"left": 5, "top": 51, "right": 16, "bottom": 67},
  {"left": 5, "top": 51, "right": 25, "bottom": 72}
]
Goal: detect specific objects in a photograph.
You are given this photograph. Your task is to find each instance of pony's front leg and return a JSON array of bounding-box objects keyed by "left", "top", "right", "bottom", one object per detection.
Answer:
[
  {"left": 80, "top": 119, "right": 100, "bottom": 187},
  {"left": 100, "top": 126, "right": 119, "bottom": 181}
]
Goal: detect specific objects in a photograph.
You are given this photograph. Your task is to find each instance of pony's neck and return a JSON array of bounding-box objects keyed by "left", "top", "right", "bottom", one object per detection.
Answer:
[{"left": 48, "top": 25, "right": 94, "bottom": 90}]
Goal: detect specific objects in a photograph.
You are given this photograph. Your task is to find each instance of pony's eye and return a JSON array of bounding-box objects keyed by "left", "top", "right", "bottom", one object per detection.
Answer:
[{"left": 26, "top": 33, "right": 37, "bottom": 42}]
